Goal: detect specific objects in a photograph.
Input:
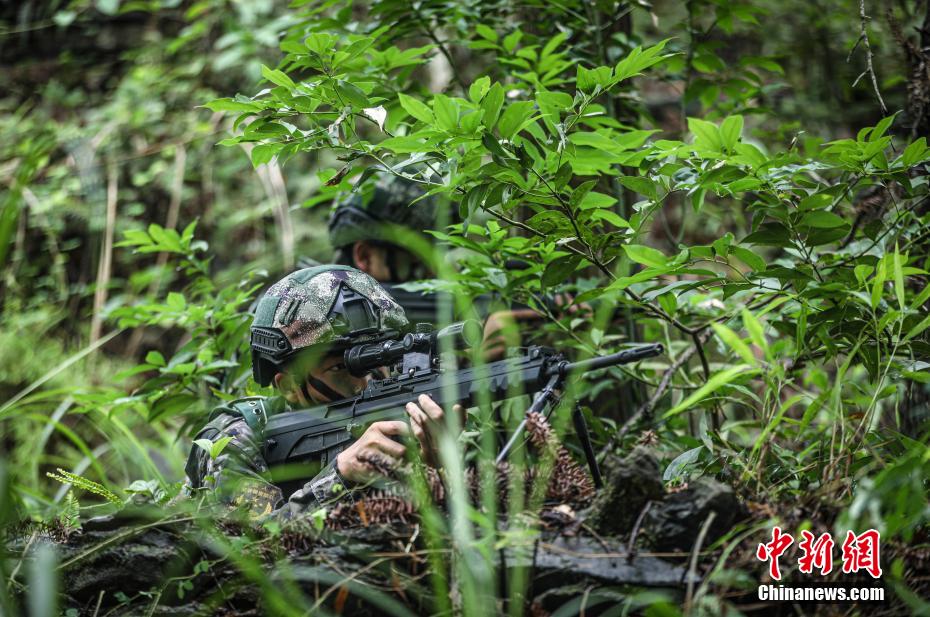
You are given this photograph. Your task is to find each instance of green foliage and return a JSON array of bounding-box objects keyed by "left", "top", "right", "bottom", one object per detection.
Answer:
[
  {"left": 3, "top": 0, "right": 930, "bottom": 614},
  {"left": 46, "top": 469, "right": 122, "bottom": 506}
]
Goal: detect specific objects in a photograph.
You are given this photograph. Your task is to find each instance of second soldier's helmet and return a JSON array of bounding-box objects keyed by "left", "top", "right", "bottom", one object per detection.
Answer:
[
  {"left": 249, "top": 265, "right": 408, "bottom": 386},
  {"left": 327, "top": 175, "right": 440, "bottom": 249}
]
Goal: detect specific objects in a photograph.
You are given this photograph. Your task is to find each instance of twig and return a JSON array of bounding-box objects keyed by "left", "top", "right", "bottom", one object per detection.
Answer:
[
  {"left": 409, "top": 8, "right": 466, "bottom": 91},
  {"left": 90, "top": 161, "right": 118, "bottom": 345},
  {"left": 684, "top": 511, "right": 717, "bottom": 613},
  {"left": 600, "top": 329, "right": 713, "bottom": 457},
  {"left": 626, "top": 500, "right": 653, "bottom": 563},
  {"left": 306, "top": 557, "right": 392, "bottom": 614},
  {"left": 93, "top": 589, "right": 106, "bottom": 617},
  {"left": 850, "top": 0, "right": 888, "bottom": 115}
]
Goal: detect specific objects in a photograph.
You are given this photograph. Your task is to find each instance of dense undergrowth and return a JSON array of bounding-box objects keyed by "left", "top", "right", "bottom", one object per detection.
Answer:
[{"left": 2, "top": 0, "right": 930, "bottom": 615}]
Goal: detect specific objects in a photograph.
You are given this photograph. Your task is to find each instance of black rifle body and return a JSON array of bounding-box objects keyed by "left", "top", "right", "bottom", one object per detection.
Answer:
[
  {"left": 263, "top": 346, "right": 555, "bottom": 471},
  {"left": 261, "top": 344, "right": 663, "bottom": 494}
]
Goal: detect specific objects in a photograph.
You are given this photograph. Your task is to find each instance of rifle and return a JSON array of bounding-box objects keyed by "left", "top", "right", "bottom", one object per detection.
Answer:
[{"left": 262, "top": 322, "right": 663, "bottom": 492}]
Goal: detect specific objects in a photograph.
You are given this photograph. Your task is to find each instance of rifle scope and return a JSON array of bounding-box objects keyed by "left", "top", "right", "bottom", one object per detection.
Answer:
[{"left": 344, "top": 320, "right": 483, "bottom": 376}]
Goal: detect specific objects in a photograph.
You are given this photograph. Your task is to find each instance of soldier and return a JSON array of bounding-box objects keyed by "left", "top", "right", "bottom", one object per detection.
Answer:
[
  {"left": 327, "top": 175, "right": 438, "bottom": 284},
  {"left": 326, "top": 175, "right": 543, "bottom": 358},
  {"left": 186, "top": 265, "right": 461, "bottom": 520}
]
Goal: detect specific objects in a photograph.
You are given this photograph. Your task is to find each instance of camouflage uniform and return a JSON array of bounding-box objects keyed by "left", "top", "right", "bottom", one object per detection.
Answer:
[
  {"left": 185, "top": 396, "right": 352, "bottom": 520},
  {"left": 185, "top": 265, "right": 409, "bottom": 521}
]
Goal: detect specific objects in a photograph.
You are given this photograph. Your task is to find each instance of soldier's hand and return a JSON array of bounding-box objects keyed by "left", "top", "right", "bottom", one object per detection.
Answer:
[
  {"left": 335, "top": 420, "right": 409, "bottom": 483},
  {"left": 405, "top": 394, "right": 464, "bottom": 467},
  {"left": 481, "top": 309, "right": 537, "bottom": 361}
]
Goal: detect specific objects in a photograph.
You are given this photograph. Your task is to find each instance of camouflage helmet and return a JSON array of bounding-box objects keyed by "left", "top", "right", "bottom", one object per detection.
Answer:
[
  {"left": 250, "top": 265, "right": 408, "bottom": 386},
  {"left": 327, "top": 175, "right": 440, "bottom": 249}
]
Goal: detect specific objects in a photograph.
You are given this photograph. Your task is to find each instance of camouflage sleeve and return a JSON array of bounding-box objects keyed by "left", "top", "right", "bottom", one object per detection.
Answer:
[{"left": 187, "top": 414, "right": 354, "bottom": 522}]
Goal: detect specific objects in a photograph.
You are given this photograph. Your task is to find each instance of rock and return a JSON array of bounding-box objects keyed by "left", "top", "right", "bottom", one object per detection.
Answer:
[
  {"left": 644, "top": 476, "right": 746, "bottom": 552},
  {"left": 61, "top": 526, "right": 195, "bottom": 606},
  {"left": 532, "top": 535, "right": 698, "bottom": 587},
  {"left": 588, "top": 446, "right": 665, "bottom": 536}
]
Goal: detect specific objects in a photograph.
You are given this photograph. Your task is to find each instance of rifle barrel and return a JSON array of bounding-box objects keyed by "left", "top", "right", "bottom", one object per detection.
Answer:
[{"left": 552, "top": 343, "right": 664, "bottom": 375}]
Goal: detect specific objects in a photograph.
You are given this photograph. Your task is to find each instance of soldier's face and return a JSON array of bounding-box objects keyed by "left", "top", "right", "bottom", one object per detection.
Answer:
[
  {"left": 353, "top": 240, "right": 431, "bottom": 283},
  {"left": 290, "top": 353, "right": 376, "bottom": 405}
]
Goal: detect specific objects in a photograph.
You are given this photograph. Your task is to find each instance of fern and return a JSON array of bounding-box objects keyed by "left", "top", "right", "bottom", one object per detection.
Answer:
[
  {"left": 58, "top": 490, "right": 82, "bottom": 533},
  {"left": 47, "top": 469, "right": 123, "bottom": 506}
]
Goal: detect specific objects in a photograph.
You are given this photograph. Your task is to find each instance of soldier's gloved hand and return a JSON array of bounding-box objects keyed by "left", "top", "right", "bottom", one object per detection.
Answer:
[
  {"left": 336, "top": 420, "right": 409, "bottom": 483},
  {"left": 405, "top": 394, "right": 464, "bottom": 467}
]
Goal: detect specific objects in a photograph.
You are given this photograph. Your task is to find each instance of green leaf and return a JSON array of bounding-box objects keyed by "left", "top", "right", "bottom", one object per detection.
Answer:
[
  {"left": 469, "top": 77, "right": 491, "bottom": 103},
  {"left": 481, "top": 132, "right": 514, "bottom": 160},
  {"left": 96, "top": 0, "right": 119, "bottom": 15},
  {"left": 613, "top": 39, "right": 671, "bottom": 83},
  {"left": 893, "top": 248, "right": 906, "bottom": 311},
  {"left": 741, "top": 309, "right": 769, "bottom": 357},
  {"left": 210, "top": 436, "right": 234, "bottom": 460},
  {"left": 433, "top": 94, "right": 458, "bottom": 131},
  {"left": 618, "top": 176, "right": 657, "bottom": 200},
  {"left": 576, "top": 191, "right": 616, "bottom": 210},
  {"left": 613, "top": 129, "right": 659, "bottom": 150},
  {"left": 691, "top": 187, "right": 706, "bottom": 212},
  {"left": 868, "top": 114, "right": 897, "bottom": 141},
  {"left": 871, "top": 259, "right": 887, "bottom": 309},
  {"left": 622, "top": 244, "right": 667, "bottom": 268},
  {"left": 193, "top": 439, "right": 214, "bottom": 456},
  {"left": 663, "top": 365, "right": 759, "bottom": 419},
  {"left": 542, "top": 255, "right": 582, "bottom": 288},
  {"left": 664, "top": 446, "right": 703, "bottom": 482},
  {"left": 798, "top": 193, "right": 832, "bottom": 212},
  {"left": 730, "top": 246, "right": 765, "bottom": 272},
  {"left": 145, "top": 350, "right": 166, "bottom": 367},
  {"left": 710, "top": 323, "right": 756, "bottom": 365},
  {"left": 742, "top": 222, "right": 792, "bottom": 247},
  {"left": 589, "top": 209, "right": 630, "bottom": 228},
  {"left": 576, "top": 65, "right": 612, "bottom": 92},
  {"left": 334, "top": 80, "right": 370, "bottom": 107},
  {"left": 475, "top": 24, "right": 498, "bottom": 42},
  {"left": 569, "top": 180, "right": 597, "bottom": 208},
  {"left": 498, "top": 101, "right": 536, "bottom": 139},
  {"left": 166, "top": 292, "right": 186, "bottom": 310},
  {"left": 720, "top": 115, "right": 743, "bottom": 151},
  {"left": 502, "top": 29, "right": 522, "bottom": 53},
  {"left": 398, "top": 93, "right": 434, "bottom": 125},
  {"left": 605, "top": 266, "right": 676, "bottom": 291},
  {"left": 904, "top": 314, "right": 930, "bottom": 342},
  {"left": 260, "top": 65, "right": 296, "bottom": 90},
  {"left": 800, "top": 211, "right": 846, "bottom": 228},
  {"left": 901, "top": 137, "right": 929, "bottom": 166},
  {"left": 481, "top": 83, "right": 505, "bottom": 130},
  {"left": 688, "top": 117, "right": 722, "bottom": 151},
  {"left": 203, "top": 98, "right": 262, "bottom": 113},
  {"left": 250, "top": 143, "right": 279, "bottom": 167}
]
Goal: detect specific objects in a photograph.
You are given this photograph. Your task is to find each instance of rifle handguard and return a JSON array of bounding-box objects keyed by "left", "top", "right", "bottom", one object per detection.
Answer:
[{"left": 548, "top": 342, "right": 665, "bottom": 376}]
